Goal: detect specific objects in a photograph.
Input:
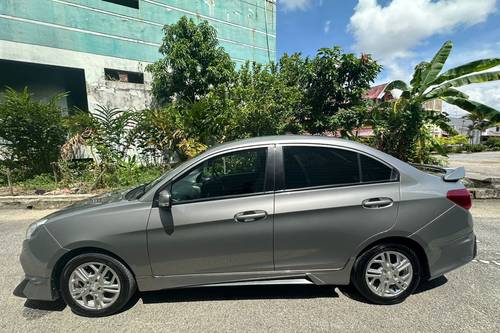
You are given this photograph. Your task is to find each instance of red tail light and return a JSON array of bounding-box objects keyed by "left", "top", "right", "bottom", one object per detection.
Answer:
[{"left": 447, "top": 189, "right": 472, "bottom": 210}]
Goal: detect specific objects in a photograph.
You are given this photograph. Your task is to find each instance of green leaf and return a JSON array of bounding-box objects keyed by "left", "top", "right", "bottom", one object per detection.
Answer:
[
  {"left": 426, "top": 88, "right": 468, "bottom": 100},
  {"left": 420, "top": 41, "right": 453, "bottom": 90},
  {"left": 426, "top": 71, "right": 500, "bottom": 98},
  {"left": 441, "top": 97, "right": 500, "bottom": 121},
  {"left": 410, "top": 61, "right": 430, "bottom": 91},
  {"left": 431, "top": 58, "right": 500, "bottom": 85},
  {"left": 385, "top": 80, "right": 409, "bottom": 92}
]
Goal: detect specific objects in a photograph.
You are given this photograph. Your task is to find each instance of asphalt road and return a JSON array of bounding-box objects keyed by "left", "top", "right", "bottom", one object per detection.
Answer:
[
  {"left": 448, "top": 151, "right": 500, "bottom": 179},
  {"left": 1, "top": 201, "right": 499, "bottom": 332}
]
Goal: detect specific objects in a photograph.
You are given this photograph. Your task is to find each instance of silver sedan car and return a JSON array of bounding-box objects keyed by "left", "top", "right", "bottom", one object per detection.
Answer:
[{"left": 14, "top": 136, "right": 476, "bottom": 316}]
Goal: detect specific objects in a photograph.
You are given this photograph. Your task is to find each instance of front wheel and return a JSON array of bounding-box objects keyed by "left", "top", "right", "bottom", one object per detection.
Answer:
[
  {"left": 351, "top": 244, "right": 421, "bottom": 305},
  {"left": 59, "top": 253, "right": 136, "bottom": 317}
]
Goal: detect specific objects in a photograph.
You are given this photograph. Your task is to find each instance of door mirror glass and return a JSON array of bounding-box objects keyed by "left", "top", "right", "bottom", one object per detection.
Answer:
[{"left": 158, "top": 190, "right": 172, "bottom": 208}]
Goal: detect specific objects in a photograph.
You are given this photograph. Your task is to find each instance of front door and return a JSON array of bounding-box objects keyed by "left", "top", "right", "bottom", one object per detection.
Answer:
[
  {"left": 147, "top": 146, "right": 275, "bottom": 276},
  {"left": 274, "top": 145, "right": 400, "bottom": 271}
]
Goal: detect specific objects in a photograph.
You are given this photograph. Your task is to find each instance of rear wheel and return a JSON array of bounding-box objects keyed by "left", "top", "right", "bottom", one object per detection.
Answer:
[
  {"left": 352, "top": 244, "right": 421, "bottom": 305},
  {"left": 59, "top": 253, "right": 136, "bottom": 317}
]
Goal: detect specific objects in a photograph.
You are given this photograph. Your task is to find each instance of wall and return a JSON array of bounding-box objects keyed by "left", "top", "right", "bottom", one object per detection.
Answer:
[
  {"left": 0, "top": 0, "right": 276, "bottom": 65},
  {"left": 0, "top": 1, "right": 276, "bottom": 112}
]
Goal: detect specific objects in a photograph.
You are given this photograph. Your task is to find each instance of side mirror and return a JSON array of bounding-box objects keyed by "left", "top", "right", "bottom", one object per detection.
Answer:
[{"left": 158, "top": 190, "right": 172, "bottom": 208}]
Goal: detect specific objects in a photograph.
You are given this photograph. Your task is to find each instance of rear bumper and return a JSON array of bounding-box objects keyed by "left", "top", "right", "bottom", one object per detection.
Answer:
[
  {"left": 427, "top": 232, "right": 476, "bottom": 280},
  {"left": 411, "top": 206, "right": 475, "bottom": 280}
]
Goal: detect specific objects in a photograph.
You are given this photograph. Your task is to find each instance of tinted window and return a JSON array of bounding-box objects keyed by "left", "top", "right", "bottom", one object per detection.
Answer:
[
  {"left": 360, "top": 154, "right": 394, "bottom": 182},
  {"left": 283, "top": 146, "right": 360, "bottom": 190},
  {"left": 171, "top": 148, "right": 267, "bottom": 202}
]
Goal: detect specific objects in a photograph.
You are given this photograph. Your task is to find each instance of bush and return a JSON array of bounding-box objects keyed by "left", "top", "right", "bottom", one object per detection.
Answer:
[
  {"left": 0, "top": 87, "right": 67, "bottom": 178},
  {"left": 485, "top": 137, "right": 500, "bottom": 150},
  {"left": 464, "top": 144, "right": 487, "bottom": 152},
  {"left": 17, "top": 174, "right": 59, "bottom": 191}
]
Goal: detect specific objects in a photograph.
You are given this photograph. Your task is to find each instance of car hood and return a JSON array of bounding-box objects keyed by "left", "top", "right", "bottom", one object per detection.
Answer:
[{"left": 43, "top": 188, "right": 131, "bottom": 221}]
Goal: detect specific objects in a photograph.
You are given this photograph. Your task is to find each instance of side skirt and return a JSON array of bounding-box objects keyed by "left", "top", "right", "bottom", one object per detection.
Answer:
[{"left": 136, "top": 261, "right": 354, "bottom": 292}]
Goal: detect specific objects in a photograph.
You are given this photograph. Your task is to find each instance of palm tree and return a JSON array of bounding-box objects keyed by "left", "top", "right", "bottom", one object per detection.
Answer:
[{"left": 374, "top": 40, "right": 500, "bottom": 162}]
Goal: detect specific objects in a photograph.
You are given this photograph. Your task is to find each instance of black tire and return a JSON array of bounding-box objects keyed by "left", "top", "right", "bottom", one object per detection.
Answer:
[
  {"left": 59, "top": 253, "right": 136, "bottom": 317},
  {"left": 351, "top": 244, "right": 421, "bottom": 305}
]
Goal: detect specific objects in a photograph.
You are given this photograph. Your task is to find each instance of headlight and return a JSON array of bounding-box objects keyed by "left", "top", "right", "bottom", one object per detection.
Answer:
[{"left": 26, "top": 219, "right": 48, "bottom": 240}]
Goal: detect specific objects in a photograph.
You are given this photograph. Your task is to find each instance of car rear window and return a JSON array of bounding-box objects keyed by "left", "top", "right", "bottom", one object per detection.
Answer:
[
  {"left": 359, "top": 154, "right": 395, "bottom": 182},
  {"left": 282, "top": 146, "right": 397, "bottom": 190}
]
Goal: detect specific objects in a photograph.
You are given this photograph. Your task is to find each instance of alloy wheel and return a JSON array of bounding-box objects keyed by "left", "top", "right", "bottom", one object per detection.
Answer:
[
  {"left": 364, "top": 251, "right": 413, "bottom": 298},
  {"left": 68, "top": 262, "right": 121, "bottom": 310}
]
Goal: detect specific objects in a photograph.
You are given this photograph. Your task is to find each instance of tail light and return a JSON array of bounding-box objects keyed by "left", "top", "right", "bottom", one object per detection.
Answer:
[{"left": 447, "top": 189, "right": 472, "bottom": 210}]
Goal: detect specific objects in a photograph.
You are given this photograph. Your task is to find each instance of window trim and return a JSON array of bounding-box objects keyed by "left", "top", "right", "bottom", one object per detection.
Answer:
[
  {"left": 153, "top": 145, "right": 275, "bottom": 206},
  {"left": 275, "top": 143, "right": 400, "bottom": 193}
]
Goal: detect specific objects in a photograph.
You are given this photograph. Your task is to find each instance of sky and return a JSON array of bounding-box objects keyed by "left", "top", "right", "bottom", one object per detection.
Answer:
[{"left": 276, "top": 0, "right": 500, "bottom": 117}]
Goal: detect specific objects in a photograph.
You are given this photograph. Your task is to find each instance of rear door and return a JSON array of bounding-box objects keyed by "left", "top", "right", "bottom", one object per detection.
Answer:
[
  {"left": 274, "top": 144, "right": 400, "bottom": 271},
  {"left": 147, "top": 146, "right": 275, "bottom": 276}
]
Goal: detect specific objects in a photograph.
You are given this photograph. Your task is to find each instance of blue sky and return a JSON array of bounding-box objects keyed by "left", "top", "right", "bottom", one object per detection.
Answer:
[{"left": 276, "top": 0, "right": 500, "bottom": 115}]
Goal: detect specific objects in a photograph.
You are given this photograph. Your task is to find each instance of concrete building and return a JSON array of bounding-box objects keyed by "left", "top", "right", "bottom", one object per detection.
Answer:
[{"left": 0, "top": 0, "right": 276, "bottom": 112}]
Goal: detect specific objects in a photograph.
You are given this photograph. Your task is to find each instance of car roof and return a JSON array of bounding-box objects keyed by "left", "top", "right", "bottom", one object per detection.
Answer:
[{"left": 207, "top": 135, "right": 357, "bottom": 152}]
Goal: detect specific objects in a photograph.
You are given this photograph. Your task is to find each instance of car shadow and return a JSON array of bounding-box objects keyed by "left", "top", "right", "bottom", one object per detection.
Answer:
[
  {"left": 414, "top": 275, "right": 448, "bottom": 294},
  {"left": 338, "top": 275, "right": 449, "bottom": 304},
  {"left": 22, "top": 299, "right": 66, "bottom": 320},
  {"left": 20, "top": 277, "right": 448, "bottom": 315},
  {"left": 140, "top": 284, "right": 339, "bottom": 304}
]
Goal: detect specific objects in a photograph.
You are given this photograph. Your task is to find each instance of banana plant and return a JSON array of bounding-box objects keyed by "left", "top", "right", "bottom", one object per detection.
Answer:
[
  {"left": 375, "top": 41, "right": 500, "bottom": 162},
  {"left": 385, "top": 40, "right": 500, "bottom": 121}
]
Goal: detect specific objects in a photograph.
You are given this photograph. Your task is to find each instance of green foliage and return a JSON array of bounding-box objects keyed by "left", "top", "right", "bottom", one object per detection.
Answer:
[
  {"left": 16, "top": 174, "right": 59, "bottom": 191},
  {"left": 0, "top": 87, "right": 67, "bottom": 178},
  {"left": 371, "top": 40, "right": 500, "bottom": 162},
  {"left": 464, "top": 144, "right": 487, "bottom": 152},
  {"left": 484, "top": 137, "right": 500, "bottom": 150},
  {"left": 296, "top": 48, "right": 381, "bottom": 134},
  {"left": 146, "top": 16, "right": 235, "bottom": 105},
  {"left": 437, "top": 135, "right": 469, "bottom": 146}
]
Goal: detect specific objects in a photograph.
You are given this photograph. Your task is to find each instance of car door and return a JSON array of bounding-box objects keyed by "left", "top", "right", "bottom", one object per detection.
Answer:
[
  {"left": 147, "top": 146, "right": 275, "bottom": 276},
  {"left": 274, "top": 144, "right": 400, "bottom": 271}
]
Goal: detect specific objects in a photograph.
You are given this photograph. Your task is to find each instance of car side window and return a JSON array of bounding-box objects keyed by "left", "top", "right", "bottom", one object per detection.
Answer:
[
  {"left": 171, "top": 148, "right": 268, "bottom": 203},
  {"left": 283, "top": 146, "right": 360, "bottom": 190},
  {"left": 359, "top": 154, "right": 397, "bottom": 183}
]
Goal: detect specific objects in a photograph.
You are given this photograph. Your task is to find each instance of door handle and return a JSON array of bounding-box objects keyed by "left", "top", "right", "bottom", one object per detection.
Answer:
[
  {"left": 362, "top": 197, "right": 393, "bottom": 209},
  {"left": 234, "top": 210, "right": 268, "bottom": 223}
]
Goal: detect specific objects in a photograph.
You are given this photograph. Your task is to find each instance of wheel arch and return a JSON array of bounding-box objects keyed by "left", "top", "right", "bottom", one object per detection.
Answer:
[
  {"left": 51, "top": 246, "right": 137, "bottom": 293},
  {"left": 353, "top": 236, "right": 431, "bottom": 280}
]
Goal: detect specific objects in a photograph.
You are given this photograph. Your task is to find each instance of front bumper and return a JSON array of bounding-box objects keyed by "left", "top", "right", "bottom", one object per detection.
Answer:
[{"left": 14, "top": 226, "right": 66, "bottom": 301}]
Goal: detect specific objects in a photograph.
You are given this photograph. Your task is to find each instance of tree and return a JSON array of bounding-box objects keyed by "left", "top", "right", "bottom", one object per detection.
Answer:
[
  {"left": 147, "top": 16, "right": 235, "bottom": 105},
  {"left": 0, "top": 87, "right": 67, "bottom": 177},
  {"left": 302, "top": 48, "right": 381, "bottom": 134},
  {"left": 373, "top": 41, "right": 500, "bottom": 162}
]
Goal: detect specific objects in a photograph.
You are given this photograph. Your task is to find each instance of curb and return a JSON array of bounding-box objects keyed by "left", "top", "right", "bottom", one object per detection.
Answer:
[
  {"left": 469, "top": 188, "right": 500, "bottom": 199},
  {"left": 0, "top": 195, "right": 95, "bottom": 209}
]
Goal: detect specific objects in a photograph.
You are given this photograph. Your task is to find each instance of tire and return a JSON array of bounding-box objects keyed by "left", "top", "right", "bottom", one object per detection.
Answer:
[
  {"left": 351, "top": 244, "right": 421, "bottom": 305},
  {"left": 59, "top": 253, "right": 136, "bottom": 317}
]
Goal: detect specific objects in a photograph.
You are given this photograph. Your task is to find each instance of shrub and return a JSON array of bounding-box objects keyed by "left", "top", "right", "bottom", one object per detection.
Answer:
[
  {"left": 485, "top": 137, "right": 500, "bottom": 150},
  {"left": 0, "top": 87, "right": 67, "bottom": 178},
  {"left": 464, "top": 144, "right": 487, "bottom": 152}
]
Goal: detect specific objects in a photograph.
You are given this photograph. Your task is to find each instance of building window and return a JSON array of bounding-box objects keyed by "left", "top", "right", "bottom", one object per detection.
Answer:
[
  {"left": 102, "top": 0, "right": 139, "bottom": 9},
  {"left": 105, "top": 69, "right": 144, "bottom": 84}
]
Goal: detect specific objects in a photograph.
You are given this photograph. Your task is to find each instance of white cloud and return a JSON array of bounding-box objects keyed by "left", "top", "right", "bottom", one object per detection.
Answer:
[
  {"left": 280, "top": 0, "right": 313, "bottom": 11},
  {"left": 324, "top": 20, "right": 331, "bottom": 33},
  {"left": 349, "top": 0, "right": 497, "bottom": 61}
]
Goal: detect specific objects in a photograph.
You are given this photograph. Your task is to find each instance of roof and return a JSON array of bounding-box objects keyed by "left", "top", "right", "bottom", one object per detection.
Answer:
[{"left": 365, "top": 83, "right": 395, "bottom": 101}]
